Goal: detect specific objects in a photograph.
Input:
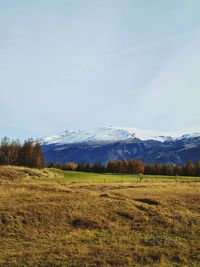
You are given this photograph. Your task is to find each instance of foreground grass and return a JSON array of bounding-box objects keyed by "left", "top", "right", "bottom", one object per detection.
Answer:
[{"left": 0, "top": 166, "right": 200, "bottom": 266}]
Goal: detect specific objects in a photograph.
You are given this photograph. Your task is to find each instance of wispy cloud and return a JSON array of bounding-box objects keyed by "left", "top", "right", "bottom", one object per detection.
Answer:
[{"left": 107, "top": 33, "right": 184, "bottom": 58}]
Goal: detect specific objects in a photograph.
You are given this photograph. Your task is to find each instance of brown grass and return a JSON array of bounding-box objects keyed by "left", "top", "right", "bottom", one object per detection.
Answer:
[{"left": 0, "top": 166, "right": 200, "bottom": 266}]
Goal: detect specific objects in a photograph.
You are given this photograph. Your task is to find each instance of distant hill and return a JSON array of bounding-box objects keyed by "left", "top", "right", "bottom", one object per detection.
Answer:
[{"left": 39, "top": 127, "right": 200, "bottom": 164}]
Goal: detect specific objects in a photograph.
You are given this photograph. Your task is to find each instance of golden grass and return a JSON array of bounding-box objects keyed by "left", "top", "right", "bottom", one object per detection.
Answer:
[{"left": 0, "top": 166, "right": 200, "bottom": 266}]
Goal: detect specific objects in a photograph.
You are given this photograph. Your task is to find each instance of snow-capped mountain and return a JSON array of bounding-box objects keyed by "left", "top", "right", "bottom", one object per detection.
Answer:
[
  {"left": 40, "top": 127, "right": 200, "bottom": 165},
  {"left": 39, "top": 126, "right": 187, "bottom": 145}
]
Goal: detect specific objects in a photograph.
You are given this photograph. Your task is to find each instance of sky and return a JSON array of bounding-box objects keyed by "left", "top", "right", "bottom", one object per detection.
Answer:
[{"left": 0, "top": 0, "right": 200, "bottom": 139}]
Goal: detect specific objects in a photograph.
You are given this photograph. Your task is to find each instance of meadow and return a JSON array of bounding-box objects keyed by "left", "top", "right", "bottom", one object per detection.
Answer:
[{"left": 0, "top": 166, "right": 200, "bottom": 266}]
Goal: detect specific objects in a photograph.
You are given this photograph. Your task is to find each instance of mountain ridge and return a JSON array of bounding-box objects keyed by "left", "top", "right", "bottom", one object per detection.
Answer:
[
  {"left": 40, "top": 127, "right": 200, "bottom": 165},
  {"left": 39, "top": 126, "right": 200, "bottom": 145}
]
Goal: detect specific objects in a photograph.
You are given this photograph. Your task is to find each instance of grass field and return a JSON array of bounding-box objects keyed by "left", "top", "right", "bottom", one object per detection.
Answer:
[
  {"left": 0, "top": 166, "right": 200, "bottom": 266},
  {"left": 38, "top": 169, "right": 200, "bottom": 183}
]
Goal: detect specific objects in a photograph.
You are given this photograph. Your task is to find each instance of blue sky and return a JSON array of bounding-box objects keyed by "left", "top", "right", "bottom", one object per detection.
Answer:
[{"left": 0, "top": 0, "right": 200, "bottom": 139}]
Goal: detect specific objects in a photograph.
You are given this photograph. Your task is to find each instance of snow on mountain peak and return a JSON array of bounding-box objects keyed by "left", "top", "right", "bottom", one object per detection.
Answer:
[{"left": 39, "top": 126, "right": 187, "bottom": 145}]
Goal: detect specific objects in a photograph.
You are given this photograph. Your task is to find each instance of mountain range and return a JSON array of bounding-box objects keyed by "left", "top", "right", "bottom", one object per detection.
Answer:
[{"left": 40, "top": 127, "right": 200, "bottom": 165}]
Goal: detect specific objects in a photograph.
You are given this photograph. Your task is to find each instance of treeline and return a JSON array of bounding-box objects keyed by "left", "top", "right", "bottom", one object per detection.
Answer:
[
  {"left": 48, "top": 159, "right": 200, "bottom": 177},
  {"left": 48, "top": 160, "right": 145, "bottom": 174},
  {"left": 145, "top": 161, "right": 200, "bottom": 176},
  {"left": 0, "top": 137, "right": 44, "bottom": 168}
]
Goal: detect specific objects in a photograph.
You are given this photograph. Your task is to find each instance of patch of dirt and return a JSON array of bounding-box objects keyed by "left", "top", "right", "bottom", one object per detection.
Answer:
[
  {"left": 135, "top": 205, "right": 149, "bottom": 212},
  {"left": 100, "top": 193, "right": 111, "bottom": 198},
  {"left": 70, "top": 218, "right": 100, "bottom": 229},
  {"left": 134, "top": 198, "right": 160, "bottom": 206},
  {"left": 116, "top": 211, "right": 134, "bottom": 220}
]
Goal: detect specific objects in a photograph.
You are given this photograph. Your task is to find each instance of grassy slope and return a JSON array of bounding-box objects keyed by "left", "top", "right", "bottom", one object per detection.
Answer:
[{"left": 0, "top": 166, "right": 200, "bottom": 267}]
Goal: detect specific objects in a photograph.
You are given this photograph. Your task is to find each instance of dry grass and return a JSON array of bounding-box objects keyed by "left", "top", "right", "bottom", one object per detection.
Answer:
[{"left": 0, "top": 166, "right": 200, "bottom": 266}]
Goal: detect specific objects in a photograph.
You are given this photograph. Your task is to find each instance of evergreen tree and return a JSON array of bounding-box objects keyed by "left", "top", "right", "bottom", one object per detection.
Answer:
[
  {"left": 183, "top": 161, "right": 195, "bottom": 176},
  {"left": 195, "top": 160, "right": 200, "bottom": 176}
]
